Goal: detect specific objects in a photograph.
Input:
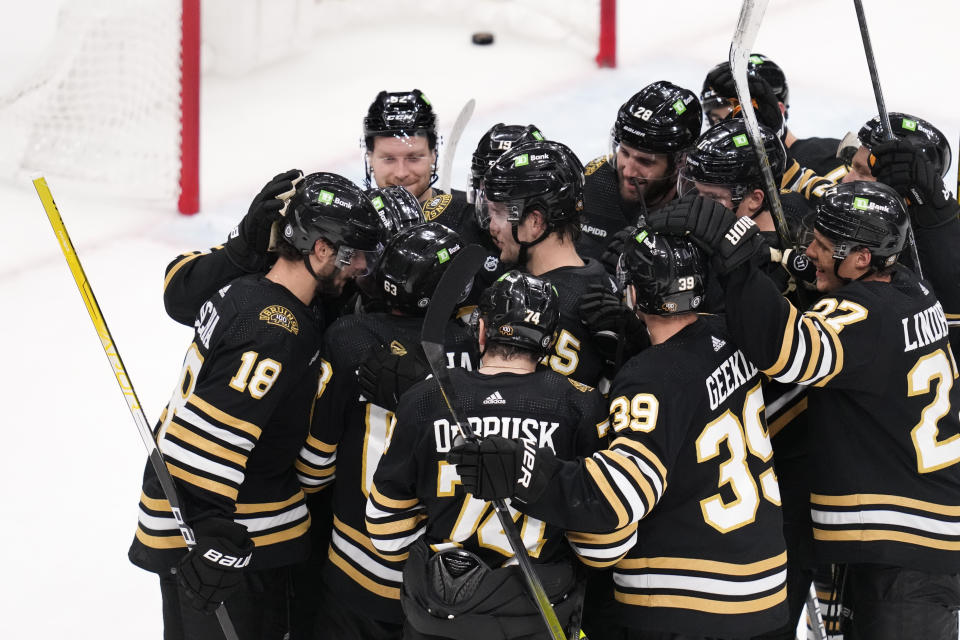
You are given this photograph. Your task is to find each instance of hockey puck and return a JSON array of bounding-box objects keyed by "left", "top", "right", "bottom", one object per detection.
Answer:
[{"left": 471, "top": 32, "right": 494, "bottom": 46}]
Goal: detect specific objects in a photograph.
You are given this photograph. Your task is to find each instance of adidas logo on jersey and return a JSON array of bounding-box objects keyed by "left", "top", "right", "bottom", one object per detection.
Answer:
[
  {"left": 483, "top": 391, "right": 506, "bottom": 405},
  {"left": 711, "top": 336, "right": 726, "bottom": 352}
]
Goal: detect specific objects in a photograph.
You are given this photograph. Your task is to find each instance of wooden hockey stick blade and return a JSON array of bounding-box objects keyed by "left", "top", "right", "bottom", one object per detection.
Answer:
[
  {"left": 33, "top": 175, "right": 241, "bottom": 640},
  {"left": 438, "top": 98, "right": 477, "bottom": 193},
  {"left": 420, "top": 245, "right": 567, "bottom": 640}
]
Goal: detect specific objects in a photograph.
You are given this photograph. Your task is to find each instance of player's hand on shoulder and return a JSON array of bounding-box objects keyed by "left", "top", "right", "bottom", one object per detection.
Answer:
[
  {"left": 177, "top": 518, "right": 254, "bottom": 613},
  {"left": 647, "top": 195, "right": 762, "bottom": 274},
  {"left": 225, "top": 169, "right": 304, "bottom": 270},
  {"left": 357, "top": 341, "right": 430, "bottom": 411}
]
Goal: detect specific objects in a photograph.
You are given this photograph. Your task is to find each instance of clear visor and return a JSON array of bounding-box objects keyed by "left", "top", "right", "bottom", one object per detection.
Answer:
[
  {"left": 676, "top": 170, "right": 741, "bottom": 210},
  {"left": 475, "top": 187, "right": 523, "bottom": 230},
  {"left": 336, "top": 243, "right": 383, "bottom": 277},
  {"left": 615, "top": 254, "right": 636, "bottom": 310}
]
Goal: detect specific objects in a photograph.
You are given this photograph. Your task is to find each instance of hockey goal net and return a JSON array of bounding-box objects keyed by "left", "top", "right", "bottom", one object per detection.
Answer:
[{"left": 0, "top": 0, "right": 612, "bottom": 215}]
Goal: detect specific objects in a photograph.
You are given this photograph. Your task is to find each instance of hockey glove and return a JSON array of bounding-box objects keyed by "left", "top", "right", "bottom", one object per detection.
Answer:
[
  {"left": 870, "top": 141, "right": 958, "bottom": 228},
  {"left": 177, "top": 518, "right": 254, "bottom": 614},
  {"left": 225, "top": 169, "right": 304, "bottom": 271},
  {"left": 647, "top": 195, "right": 763, "bottom": 274},
  {"left": 357, "top": 341, "right": 430, "bottom": 411},
  {"left": 706, "top": 68, "right": 784, "bottom": 135},
  {"left": 599, "top": 227, "right": 633, "bottom": 276},
  {"left": 771, "top": 247, "right": 817, "bottom": 288},
  {"left": 447, "top": 435, "right": 556, "bottom": 504}
]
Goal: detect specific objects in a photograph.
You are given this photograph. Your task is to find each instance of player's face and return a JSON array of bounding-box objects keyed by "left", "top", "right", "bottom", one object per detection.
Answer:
[
  {"left": 804, "top": 230, "right": 846, "bottom": 292},
  {"left": 841, "top": 147, "right": 876, "bottom": 184},
  {"left": 706, "top": 104, "right": 734, "bottom": 126},
  {"left": 487, "top": 201, "right": 522, "bottom": 264},
  {"left": 369, "top": 135, "right": 437, "bottom": 201},
  {"left": 615, "top": 143, "right": 672, "bottom": 203}
]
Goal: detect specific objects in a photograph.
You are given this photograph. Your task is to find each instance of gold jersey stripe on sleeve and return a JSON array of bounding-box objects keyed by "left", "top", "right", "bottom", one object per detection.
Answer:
[
  {"left": 335, "top": 516, "right": 410, "bottom": 561},
  {"left": 303, "top": 433, "right": 337, "bottom": 453},
  {"left": 328, "top": 548, "right": 402, "bottom": 600},
  {"left": 764, "top": 305, "right": 799, "bottom": 378},
  {"left": 234, "top": 491, "right": 305, "bottom": 514},
  {"left": 370, "top": 482, "right": 420, "bottom": 510},
  {"left": 366, "top": 513, "right": 427, "bottom": 537},
  {"left": 167, "top": 461, "right": 239, "bottom": 500},
  {"left": 163, "top": 252, "right": 204, "bottom": 291},
  {"left": 768, "top": 398, "right": 807, "bottom": 438},
  {"left": 295, "top": 460, "right": 336, "bottom": 478},
  {"left": 139, "top": 491, "right": 172, "bottom": 512},
  {"left": 166, "top": 422, "right": 249, "bottom": 467},
  {"left": 566, "top": 522, "right": 639, "bottom": 546},
  {"left": 252, "top": 517, "right": 311, "bottom": 547},
  {"left": 597, "top": 449, "right": 657, "bottom": 509},
  {"left": 584, "top": 456, "right": 630, "bottom": 529},
  {"left": 189, "top": 394, "right": 262, "bottom": 439},
  {"left": 610, "top": 437, "right": 668, "bottom": 487}
]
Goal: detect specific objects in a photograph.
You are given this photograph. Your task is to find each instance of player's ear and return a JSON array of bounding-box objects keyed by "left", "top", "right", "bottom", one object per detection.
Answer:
[{"left": 476, "top": 317, "right": 487, "bottom": 352}]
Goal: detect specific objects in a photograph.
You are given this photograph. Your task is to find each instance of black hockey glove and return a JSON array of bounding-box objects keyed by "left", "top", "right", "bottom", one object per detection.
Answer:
[
  {"left": 357, "top": 341, "right": 430, "bottom": 411},
  {"left": 578, "top": 282, "right": 636, "bottom": 335},
  {"left": 771, "top": 247, "right": 817, "bottom": 288},
  {"left": 870, "top": 140, "right": 957, "bottom": 228},
  {"left": 225, "top": 169, "right": 303, "bottom": 271},
  {"left": 177, "top": 518, "right": 254, "bottom": 614},
  {"left": 647, "top": 195, "right": 763, "bottom": 274},
  {"left": 448, "top": 436, "right": 557, "bottom": 504},
  {"left": 600, "top": 227, "right": 633, "bottom": 276},
  {"left": 706, "top": 68, "right": 784, "bottom": 135}
]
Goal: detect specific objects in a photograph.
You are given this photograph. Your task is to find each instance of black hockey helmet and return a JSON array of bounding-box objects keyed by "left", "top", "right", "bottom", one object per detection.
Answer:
[
  {"left": 701, "top": 54, "right": 789, "bottom": 117},
  {"left": 468, "top": 123, "right": 545, "bottom": 203},
  {"left": 678, "top": 119, "right": 787, "bottom": 207},
  {"left": 365, "top": 185, "right": 426, "bottom": 239},
  {"left": 476, "top": 140, "right": 585, "bottom": 231},
  {"left": 477, "top": 270, "right": 559, "bottom": 355},
  {"left": 857, "top": 112, "right": 952, "bottom": 179},
  {"left": 363, "top": 89, "right": 438, "bottom": 151},
  {"left": 283, "top": 172, "right": 383, "bottom": 273},
  {"left": 617, "top": 228, "right": 706, "bottom": 316},
  {"left": 374, "top": 222, "right": 465, "bottom": 316},
  {"left": 612, "top": 81, "right": 703, "bottom": 157},
  {"left": 814, "top": 181, "right": 909, "bottom": 271}
]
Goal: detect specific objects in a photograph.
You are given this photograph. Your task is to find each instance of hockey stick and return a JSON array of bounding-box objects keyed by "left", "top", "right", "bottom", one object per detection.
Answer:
[
  {"left": 851, "top": 0, "right": 923, "bottom": 279},
  {"left": 34, "top": 177, "right": 241, "bottom": 640},
  {"left": 421, "top": 244, "right": 568, "bottom": 640},
  {"left": 437, "top": 98, "right": 477, "bottom": 194},
  {"left": 728, "top": 0, "right": 794, "bottom": 254}
]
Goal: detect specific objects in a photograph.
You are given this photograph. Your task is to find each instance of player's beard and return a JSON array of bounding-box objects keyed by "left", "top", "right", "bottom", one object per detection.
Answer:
[
  {"left": 314, "top": 269, "right": 344, "bottom": 297},
  {"left": 631, "top": 173, "right": 676, "bottom": 209}
]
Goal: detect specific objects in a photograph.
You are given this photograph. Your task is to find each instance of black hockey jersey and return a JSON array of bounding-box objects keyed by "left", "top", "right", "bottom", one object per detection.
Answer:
[
  {"left": 366, "top": 368, "right": 633, "bottom": 571},
  {"left": 577, "top": 155, "right": 641, "bottom": 261},
  {"left": 516, "top": 315, "right": 789, "bottom": 636},
  {"left": 129, "top": 274, "right": 323, "bottom": 573},
  {"left": 294, "top": 313, "right": 476, "bottom": 623},
  {"left": 724, "top": 263, "right": 960, "bottom": 573},
  {"left": 788, "top": 136, "right": 844, "bottom": 178},
  {"left": 539, "top": 259, "right": 619, "bottom": 389}
]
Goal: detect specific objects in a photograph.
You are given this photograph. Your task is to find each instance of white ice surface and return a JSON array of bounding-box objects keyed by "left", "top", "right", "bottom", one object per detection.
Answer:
[{"left": 0, "top": 1, "right": 957, "bottom": 637}]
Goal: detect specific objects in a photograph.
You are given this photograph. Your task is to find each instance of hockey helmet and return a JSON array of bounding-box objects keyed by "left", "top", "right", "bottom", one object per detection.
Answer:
[
  {"left": 857, "top": 112, "right": 952, "bottom": 179},
  {"left": 468, "top": 123, "right": 545, "bottom": 203},
  {"left": 366, "top": 185, "right": 426, "bottom": 240},
  {"left": 612, "top": 80, "right": 703, "bottom": 156},
  {"left": 476, "top": 140, "right": 585, "bottom": 230},
  {"left": 701, "top": 53, "right": 789, "bottom": 119},
  {"left": 478, "top": 271, "right": 559, "bottom": 355},
  {"left": 678, "top": 119, "right": 787, "bottom": 207},
  {"left": 814, "top": 181, "right": 909, "bottom": 270},
  {"left": 617, "top": 228, "right": 706, "bottom": 316},
  {"left": 374, "top": 222, "right": 466, "bottom": 315},
  {"left": 363, "top": 89, "right": 438, "bottom": 151}
]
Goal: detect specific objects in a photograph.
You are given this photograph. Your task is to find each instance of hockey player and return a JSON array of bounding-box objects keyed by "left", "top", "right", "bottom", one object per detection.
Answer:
[
  {"left": 646, "top": 185, "right": 960, "bottom": 639},
  {"left": 363, "top": 89, "right": 472, "bottom": 236},
  {"left": 128, "top": 173, "right": 382, "bottom": 639},
  {"left": 843, "top": 112, "right": 960, "bottom": 352},
  {"left": 701, "top": 53, "right": 843, "bottom": 177},
  {"left": 449, "top": 231, "right": 789, "bottom": 638},
  {"left": 366, "top": 271, "right": 629, "bottom": 639},
  {"left": 293, "top": 222, "right": 477, "bottom": 639},
  {"left": 577, "top": 80, "right": 702, "bottom": 261},
  {"left": 477, "top": 139, "right": 618, "bottom": 388}
]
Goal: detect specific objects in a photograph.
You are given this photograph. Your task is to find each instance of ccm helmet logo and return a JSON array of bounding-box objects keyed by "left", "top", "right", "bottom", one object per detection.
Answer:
[
  {"left": 202, "top": 549, "right": 252, "bottom": 568},
  {"left": 724, "top": 217, "right": 756, "bottom": 245}
]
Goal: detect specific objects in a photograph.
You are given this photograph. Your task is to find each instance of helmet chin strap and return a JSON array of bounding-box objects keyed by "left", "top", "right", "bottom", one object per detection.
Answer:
[{"left": 512, "top": 220, "right": 552, "bottom": 266}]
